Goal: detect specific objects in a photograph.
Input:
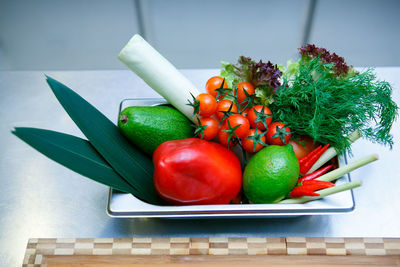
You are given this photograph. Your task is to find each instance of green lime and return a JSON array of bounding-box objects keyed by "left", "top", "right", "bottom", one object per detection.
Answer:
[{"left": 243, "top": 145, "right": 299, "bottom": 203}]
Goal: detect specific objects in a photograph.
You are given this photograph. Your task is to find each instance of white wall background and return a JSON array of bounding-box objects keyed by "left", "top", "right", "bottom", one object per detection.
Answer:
[
  {"left": 0, "top": 0, "right": 399, "bottom": 70},
  {"left": 309, "top": 0, "right": 400, "bottom": 67}
]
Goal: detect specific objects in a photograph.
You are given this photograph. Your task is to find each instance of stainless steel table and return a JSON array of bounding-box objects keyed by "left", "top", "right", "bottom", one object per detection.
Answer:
[{"left": 1, "top": 68, "right": 399, "bottom": 266}]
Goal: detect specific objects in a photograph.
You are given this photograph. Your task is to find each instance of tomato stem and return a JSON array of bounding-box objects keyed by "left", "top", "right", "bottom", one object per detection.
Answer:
[
  {"left": 239, "top": 88, "right": 255, "bottom": 111},
  {"left": 270, "top": 124, "right": 291, "bottom": 145},
  {"left": 186, "top": 92, "right": 200, "bottom": 117},
  {"left": 252, "top": 105, "right": 272, "bottom": 130},
  {"left": 244, "top": 124, "right": 267, "bottom": 152},
  {"left": 219, "top": 103, "right": 237, "bottom": 125},
  {"left": 193, "top": 117, "right": 207, "bottom": 139},
  {"left": 215, "top": 78, "right": 231, "bottom": 100}
]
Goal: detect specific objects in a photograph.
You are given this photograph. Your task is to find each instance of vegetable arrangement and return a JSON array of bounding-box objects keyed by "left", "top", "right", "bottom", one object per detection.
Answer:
[
  {"left": 118, "top": 35, "right": 397, "bottom": 205},
  {"left": 12, "top": 34, "right": 398, "bottom": 209}
]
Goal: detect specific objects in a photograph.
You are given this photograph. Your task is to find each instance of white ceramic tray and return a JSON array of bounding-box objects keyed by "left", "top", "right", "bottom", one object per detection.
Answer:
[{"left": 107, "top": 98, "right": 355, "bottom": 218}]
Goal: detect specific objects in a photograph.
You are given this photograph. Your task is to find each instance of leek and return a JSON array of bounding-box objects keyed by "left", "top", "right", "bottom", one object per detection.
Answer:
[{"left": 118, "top": 34, "right": 200, "bottom": 122}]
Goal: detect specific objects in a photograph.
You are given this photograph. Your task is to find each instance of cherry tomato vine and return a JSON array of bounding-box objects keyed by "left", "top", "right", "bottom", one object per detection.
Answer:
[{"left": 188, "top": 76, "right": 293, "bottom": 164}]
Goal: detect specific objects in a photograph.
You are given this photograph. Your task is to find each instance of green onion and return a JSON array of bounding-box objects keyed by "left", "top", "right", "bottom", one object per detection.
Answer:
[
  {"left": 316, "top": 154, "right": 378, "bottom": 182},
  {"left": 280, "top": 181, "right": 362, "bottom": 204},
  {"left": 280, "top": 153, "right": 378, "bottom": 204},
  {"left": 307, "top": 130, "right": 362, "bottom": 174}
]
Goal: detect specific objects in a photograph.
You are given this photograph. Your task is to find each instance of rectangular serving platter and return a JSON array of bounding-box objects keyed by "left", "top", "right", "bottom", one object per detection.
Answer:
[{"left": 107, "top": 98, "right": 355, "bottom": 218}]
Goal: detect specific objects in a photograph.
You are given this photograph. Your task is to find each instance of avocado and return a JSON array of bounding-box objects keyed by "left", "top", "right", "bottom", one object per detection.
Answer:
[{"left": 118, "top": 105, "right": 194, "bottom": 155}]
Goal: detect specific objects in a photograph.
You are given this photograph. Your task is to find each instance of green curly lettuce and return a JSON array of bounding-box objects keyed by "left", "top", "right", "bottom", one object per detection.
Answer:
[
  {"left": 281, "top": 59, "right": 300, "bottom": 81},
  {"left": 220, "top": 61, "right": 242, "bottom": 89},
  {"left": 220, "top": 56, "right": 282, "bottom": 105}
]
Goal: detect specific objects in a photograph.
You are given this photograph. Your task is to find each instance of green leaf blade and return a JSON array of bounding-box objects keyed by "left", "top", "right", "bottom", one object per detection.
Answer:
[
  {"left": 12, "top": 127, "right": 138, "bottom": 195},
  {"left": 45, "top": 76, "right": 160, "bottom": 204}
]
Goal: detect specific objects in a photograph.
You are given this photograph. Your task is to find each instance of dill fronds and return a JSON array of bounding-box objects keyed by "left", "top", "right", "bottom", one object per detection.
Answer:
[{"left": 270, "top": 58, "right": 398, "bottom": 153}]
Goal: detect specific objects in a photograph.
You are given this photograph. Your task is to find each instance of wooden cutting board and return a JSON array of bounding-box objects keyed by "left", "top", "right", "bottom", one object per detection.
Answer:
[{"left": 23, "top": 237, "right": 400, "bottom": 266}]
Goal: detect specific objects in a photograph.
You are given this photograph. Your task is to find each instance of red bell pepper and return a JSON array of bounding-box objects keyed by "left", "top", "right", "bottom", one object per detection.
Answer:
[{"left": 153, "top": 138, "right": 242, "bottom": 205}]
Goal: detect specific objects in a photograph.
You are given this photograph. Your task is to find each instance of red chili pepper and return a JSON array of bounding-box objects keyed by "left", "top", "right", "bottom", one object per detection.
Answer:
[
  {"left": 298, "top": 145, "right": 322, "bottom": 165},
  {"left": 290, "top": 187, "right": 320, "bottom": 198},
  {"left": 299, "top": 144, "right": 330, "bottom": 175},
  {"left": 301, "top": 180, "right": 335, "bottom": 187},
  {"left": 297, "top": 164, "right": 333, "bottom": 183},
  {"left": 290, "top": 180, "right": 335, "bottom": 198}
]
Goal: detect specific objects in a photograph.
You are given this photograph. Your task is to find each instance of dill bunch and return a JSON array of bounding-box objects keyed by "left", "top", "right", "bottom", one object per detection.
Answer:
[{"left": 270, "top": 57, "right": 398, "bottom": 153}]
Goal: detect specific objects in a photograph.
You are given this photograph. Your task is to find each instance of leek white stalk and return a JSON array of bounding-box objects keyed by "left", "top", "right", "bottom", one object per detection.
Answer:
[{"left": 118, "top": 34, "right": 200, "bottom": 122}]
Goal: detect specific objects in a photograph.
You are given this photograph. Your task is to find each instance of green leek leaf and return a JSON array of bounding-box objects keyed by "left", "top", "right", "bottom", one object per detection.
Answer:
[
  {"left": 12, "top": 127, "right": 138, "bottom": 194},
  {"left": 45, "top": 76, "right": 160, "bottom": 204}
]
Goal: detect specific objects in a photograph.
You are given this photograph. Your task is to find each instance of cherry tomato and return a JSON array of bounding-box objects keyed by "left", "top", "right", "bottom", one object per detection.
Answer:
[
  {"left": 196, "top": 117, "right": 219, "bottom": 140},
  {"left": 241, "top": 128, "right": 266, "bottom": 153},
  {"left": 205, "top": 76, "right": 228, "bottom": 99},
  {"left": 247, "top": 105, "right": 273, "bottom": 131},
  {"left": 236, "top": 82, "right": 255, "bottom": 105},
  {"left": 288, "top": 136, "right": 319, "bottom": 159},
  {"left": 216, "top": 100, "right": 238, "bottom": 121},
  {"left": 218, "top": 125, "right": 237, "bottom": 148},
  {"left": 226, "top": 114, "right": 250, "bottom": 138},
  {"left": 240, "top": 107, "right": 250, "bottom": 117},
  {"left": 195, "top": 93, "right": 217, "bottom": 117},
  {"left": 266, "top": 122, "right": 291, "bottom": 146}
]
